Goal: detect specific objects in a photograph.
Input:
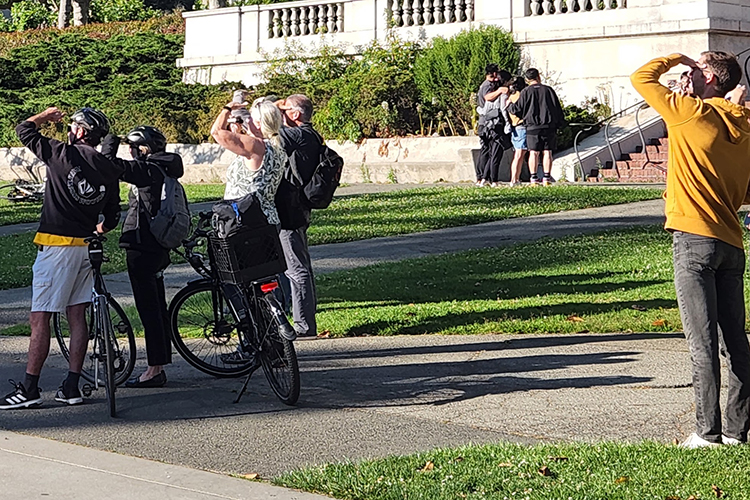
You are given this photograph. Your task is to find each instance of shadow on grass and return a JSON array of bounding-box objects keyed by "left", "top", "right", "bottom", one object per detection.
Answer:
[{"left": 342, "top": 298, "right": 678, "bottom": 337}]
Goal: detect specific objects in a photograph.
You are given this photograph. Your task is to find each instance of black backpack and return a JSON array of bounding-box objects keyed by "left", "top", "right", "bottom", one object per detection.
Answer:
[{"left": 299, "top": 131, "right": 344, "bottom": 209}]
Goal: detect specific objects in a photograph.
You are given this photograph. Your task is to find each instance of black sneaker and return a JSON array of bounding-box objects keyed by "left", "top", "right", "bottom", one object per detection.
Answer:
[
  {"left": 55, "top": 383, "right": 83, "bottom": 406},
  {"left": 0, "top": 380, "right": 42, "bottom": 409},
  {"left": 529, "top": 175, "right": 541, "bottom": 186},
  {"left": 220, "top": 349, "right": 256, "bottom": 365}
]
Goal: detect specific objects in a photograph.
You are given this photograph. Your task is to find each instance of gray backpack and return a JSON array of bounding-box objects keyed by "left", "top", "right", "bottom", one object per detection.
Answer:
[{"left": 146, "top": 165, "right": 191, "bottom": 249}]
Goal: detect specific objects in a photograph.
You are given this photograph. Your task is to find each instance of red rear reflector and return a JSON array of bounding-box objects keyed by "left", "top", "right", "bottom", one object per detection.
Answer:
[{"left": 260, "top": 282, "right": 279, "bottom": 293}]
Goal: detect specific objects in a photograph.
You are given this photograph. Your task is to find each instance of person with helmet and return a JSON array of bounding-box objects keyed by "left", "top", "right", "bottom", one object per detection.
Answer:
[
  {"left": 1, "top": 107, "right": 122, "bottom": 410},
  {"left": 100, "top": 126, "right": 184, "bottom": 388}
]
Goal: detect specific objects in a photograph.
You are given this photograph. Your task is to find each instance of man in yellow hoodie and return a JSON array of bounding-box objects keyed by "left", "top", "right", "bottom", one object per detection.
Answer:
[{"left": 631, "top": 52, "right": 750, "bottom": 448}]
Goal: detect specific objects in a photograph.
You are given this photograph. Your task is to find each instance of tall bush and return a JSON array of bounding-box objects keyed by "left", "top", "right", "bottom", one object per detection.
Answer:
[
  {"left": 413, "top": 25, "right": 520, "bottom": 135},
  {"left": 256, "top": 35, "right": 421, "bottom": 142}
]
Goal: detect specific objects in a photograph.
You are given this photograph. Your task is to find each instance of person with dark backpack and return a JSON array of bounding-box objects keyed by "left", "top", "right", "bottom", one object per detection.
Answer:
[
  {"left": 100, "top": 126, "right": 186, "bottom": 388},
  {"left": 274, "top": 94, "right": 323, "bottom": 340}
]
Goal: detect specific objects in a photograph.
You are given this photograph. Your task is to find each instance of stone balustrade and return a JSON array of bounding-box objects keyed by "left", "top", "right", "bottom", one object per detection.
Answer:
[
  {"left": 268, "top": 2, "right": 344, "bottom": 38},
  {"left": 528, "top": 0, "right": 626, "bottom": 16},
  {"left": 388, "top": 0, "right": 475, "bottom": 27}
]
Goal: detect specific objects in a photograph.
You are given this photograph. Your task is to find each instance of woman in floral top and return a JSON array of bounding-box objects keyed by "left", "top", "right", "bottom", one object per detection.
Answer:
[{"left": 211, "top": 97, "right": 287, "bottom": 226}]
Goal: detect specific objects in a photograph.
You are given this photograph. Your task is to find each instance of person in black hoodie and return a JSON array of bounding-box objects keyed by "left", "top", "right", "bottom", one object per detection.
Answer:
[
  {"left": 507, "top": 68, "right": 565, "bottom": 186},
  {"left": 1, "top": 107, "right": 121, "bottom": 410},
  {"left": 100, "top": 126, "right": 184, "bottom": 388}
]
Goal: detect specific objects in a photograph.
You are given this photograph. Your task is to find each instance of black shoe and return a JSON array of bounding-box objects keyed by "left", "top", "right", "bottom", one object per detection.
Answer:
[
  {"left": 55, "top": 383, "right": 83, "bottom": 406},
  {"left": 0, "top": 380, "right": 42, "bottom": 409},
  {"left": 220, "top": 349, "right": 256, "bottom": 365},
  {"left": 125, "top": 371, "right": 167, "bottom": 388}
]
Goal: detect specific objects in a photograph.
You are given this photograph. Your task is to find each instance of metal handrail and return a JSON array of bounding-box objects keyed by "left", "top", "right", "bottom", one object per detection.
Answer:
[{"left": 570, "top": 98, "right": 651, "bottom": 181}]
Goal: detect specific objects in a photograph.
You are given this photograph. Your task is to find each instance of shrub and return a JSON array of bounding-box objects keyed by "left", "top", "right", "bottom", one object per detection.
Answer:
[
  {"left": 413, "top": 25, "right": 520, "bottom": 135},
  {"left": 0, "top": 31, "right": 235, "bottom": 146},
  {"left": 256, "top": 35, "right": 421, "bottom": 142},
  {"left": 0, "top": 0, "right": 56, "bottom": 32},
  {"left": 91, "top": 0, "right": 162, "bottom": 23},
  {"left": 0, "top": 13, "right": 184, "bottom": 56},
  {"left": 556, "top": 103, "right": 602, "bottom": 152}
]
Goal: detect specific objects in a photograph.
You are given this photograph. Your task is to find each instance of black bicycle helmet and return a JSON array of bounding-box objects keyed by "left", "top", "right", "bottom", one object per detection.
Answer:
[
  {"left": 126, "top": 125, "right": 167, "bottom": 154},
  {"left": 70, "top": 108, "right": 110, "bottom": 141}
]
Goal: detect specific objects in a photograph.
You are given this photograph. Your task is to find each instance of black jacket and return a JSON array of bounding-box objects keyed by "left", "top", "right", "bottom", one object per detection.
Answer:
[
  {"left": 100, "top": 134, "right": 184, "bottom": 252},
  {"left": 16, "top": 120, "right": 121, "bottom": 237},
  {"left": 275, "top": 123, "right": 321, "bottom": 230},
  {"left": 507, "top": 83, "right": 565, "bottom": 131}
]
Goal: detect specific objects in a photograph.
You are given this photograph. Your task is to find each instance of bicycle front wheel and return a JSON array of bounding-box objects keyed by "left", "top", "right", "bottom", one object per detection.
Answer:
[
  {"left": 169, "top": 280, "right": 255, "bottom": 378},
  {"left": 53, "top": 297, "right": 136, "bottom": 386},
  {"left": 254, "top": 296, "right": 300, "bottom": 406}
]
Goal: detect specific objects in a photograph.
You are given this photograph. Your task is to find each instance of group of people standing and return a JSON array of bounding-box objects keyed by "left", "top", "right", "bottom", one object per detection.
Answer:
[
  {"left": 475, "top": 65, "right": 565, "bottom": 187},
  {"left": 0, "top": 92, "right": 322, "bottom": 410}
]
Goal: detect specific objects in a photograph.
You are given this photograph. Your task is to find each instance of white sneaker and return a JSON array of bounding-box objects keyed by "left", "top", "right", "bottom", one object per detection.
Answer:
[
  {"left": 679, "top": 433, "right": 721, "bottom": 449},
  {"left": 722, "top": 435, "right": 743, "bottom": 445},
  {"left": 478, "top": 179, "right": 488, "bottom": 187},
  {"left": 490, "top": 182, "right": 498, "bottom": 188}
]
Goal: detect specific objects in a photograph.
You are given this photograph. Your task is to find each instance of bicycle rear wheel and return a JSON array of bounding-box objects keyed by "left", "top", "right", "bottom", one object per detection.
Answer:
[
  {"left": 254, "top": 296, "right": 300, "bottom": 406},
  {"left": 169, "top": 280, "right": 255, "bottom": 378},
  {"left": 53, "top": 298, "right": 136, "bottom": 386}
]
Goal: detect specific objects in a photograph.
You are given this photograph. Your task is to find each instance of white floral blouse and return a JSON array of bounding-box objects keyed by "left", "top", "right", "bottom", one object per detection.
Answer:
[{"left": 224, "top": 140, "right": 287, "bottom": 225}]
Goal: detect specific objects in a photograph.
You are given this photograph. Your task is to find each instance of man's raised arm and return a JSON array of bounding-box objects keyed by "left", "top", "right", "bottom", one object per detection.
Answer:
[{"left": 630, "top": 53, "right": 700, "bottom": 126}]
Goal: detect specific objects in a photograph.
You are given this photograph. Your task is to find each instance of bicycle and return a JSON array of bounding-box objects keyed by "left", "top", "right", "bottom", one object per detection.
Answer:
[
  {"left": 169, "top": 212, "right": 300, "bottom": 406},
  {"left": 0, "top": 164, "right": 45, "bottom": 203},
  {"left": 53, "top": 234, "right": 136, "bottom": 417}
]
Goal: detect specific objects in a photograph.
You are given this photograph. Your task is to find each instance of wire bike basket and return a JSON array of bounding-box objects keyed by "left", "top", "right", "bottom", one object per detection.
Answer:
[{"left": 209, "top": 225, "right": 287, "bottom": 285}]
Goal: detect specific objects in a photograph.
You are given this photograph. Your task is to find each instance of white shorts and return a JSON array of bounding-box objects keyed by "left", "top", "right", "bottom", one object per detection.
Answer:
[{"left": 31, "top": 246, "right": 93, "bottom": 313}]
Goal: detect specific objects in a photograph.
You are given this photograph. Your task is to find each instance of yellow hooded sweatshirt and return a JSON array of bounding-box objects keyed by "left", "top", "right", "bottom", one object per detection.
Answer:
[{"left": 631, "top": 54, "right": 750, "bottom": 249}]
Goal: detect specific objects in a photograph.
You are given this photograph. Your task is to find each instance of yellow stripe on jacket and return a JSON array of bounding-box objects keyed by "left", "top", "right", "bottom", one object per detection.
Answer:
[{"left": 33, "top": 233, "right": 88, "bottom": 247}]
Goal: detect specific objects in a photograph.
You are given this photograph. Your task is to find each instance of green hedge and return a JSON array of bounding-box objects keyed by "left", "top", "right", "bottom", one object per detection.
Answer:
[{"left": 0, "top": 30, "right": 233, "bottom": 146}]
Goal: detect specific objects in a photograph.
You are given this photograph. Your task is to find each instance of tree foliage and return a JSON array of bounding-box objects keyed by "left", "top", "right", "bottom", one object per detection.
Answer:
[{"left": 413, "top": 25, "right": 520, "bottom": 134}]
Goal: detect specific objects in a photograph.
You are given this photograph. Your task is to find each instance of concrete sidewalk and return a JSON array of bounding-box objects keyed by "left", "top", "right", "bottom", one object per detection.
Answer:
[
  {"left": 0, "top": 431, "right": 326, "bottom": 500},
  {"left": 0, "top": 198, "right": 665, "bottom": 328}
]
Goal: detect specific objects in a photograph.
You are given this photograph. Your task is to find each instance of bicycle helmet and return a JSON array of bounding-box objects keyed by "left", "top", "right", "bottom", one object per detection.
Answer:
[
  {"left": 70, "top": 108, "right": 110, "bottom": 143},
  {"left": 125, "top": 125, "right": 167, "bottom": 154}
]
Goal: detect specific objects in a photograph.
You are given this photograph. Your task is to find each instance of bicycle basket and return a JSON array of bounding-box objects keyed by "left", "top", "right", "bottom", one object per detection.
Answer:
[{"left": 209, "top": 225, "right": 286, "bottom": 284}]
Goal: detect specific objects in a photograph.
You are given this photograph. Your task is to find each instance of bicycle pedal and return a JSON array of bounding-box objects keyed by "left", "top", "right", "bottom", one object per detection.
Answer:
[{"left": 81, "top": 384, "right": 94, "bottom": 397}]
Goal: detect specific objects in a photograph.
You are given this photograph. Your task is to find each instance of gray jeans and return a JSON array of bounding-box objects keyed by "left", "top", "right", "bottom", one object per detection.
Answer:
[
  {"left": 279, "top": 225, "right": 317, "bottom": 336},
  {"left": 673, "top": 231, "right": 750, "bottom": 443}
]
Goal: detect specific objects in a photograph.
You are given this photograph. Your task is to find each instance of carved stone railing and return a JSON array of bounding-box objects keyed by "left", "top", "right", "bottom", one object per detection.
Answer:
[
  {"left": 528, "top": 0, "right": 626, "bottom": 15},
  {"left": 268, "top": 2, "right": 344, "bottom": 38},
  {"left": 388, "top": 0, "right": 475, "bottom": 27}
]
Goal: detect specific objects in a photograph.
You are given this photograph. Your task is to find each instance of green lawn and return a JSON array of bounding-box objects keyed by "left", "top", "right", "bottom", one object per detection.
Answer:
[
  {"left": 315, "top": 225, "right": 689, "bottom": 337},
  {"left": 309, "top": 186, "right": 662, "bottom": 245},
  {"left": 274, "top": 441, "right": 750, "bottom": 500},
  {"left": 0, "top": 186, "right": 661, "bottom": 291}
]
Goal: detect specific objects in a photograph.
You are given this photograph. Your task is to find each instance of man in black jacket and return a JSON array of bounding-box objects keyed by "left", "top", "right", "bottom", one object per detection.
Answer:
[
  {"left": 1, "top": 107, "right": 121, "bottom": 409},
  {"left": 275, "top": 94, "right": 320, "bottom": 340},
  {"left": 101, "top": 126, "right": 184, "bottom": 388},
  {"left": 507, "top": 68, "right": 565, "bottom": 186}
]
